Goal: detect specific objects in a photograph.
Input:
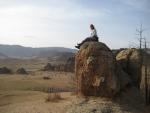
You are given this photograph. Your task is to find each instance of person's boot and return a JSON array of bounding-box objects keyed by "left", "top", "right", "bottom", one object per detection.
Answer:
[{"left": 75, "top": 45, "right": 80, "bottom": 49}]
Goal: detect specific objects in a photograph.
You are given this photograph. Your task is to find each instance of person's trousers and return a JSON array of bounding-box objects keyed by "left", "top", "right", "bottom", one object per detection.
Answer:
[{"left": 80, "top": 36, "right": 99, "bottom": 45}]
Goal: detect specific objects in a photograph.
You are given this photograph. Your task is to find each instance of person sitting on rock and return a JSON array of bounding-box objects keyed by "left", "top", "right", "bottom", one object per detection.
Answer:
[{"left": 75, "top": 24, "right": 99, "bottom": 49}]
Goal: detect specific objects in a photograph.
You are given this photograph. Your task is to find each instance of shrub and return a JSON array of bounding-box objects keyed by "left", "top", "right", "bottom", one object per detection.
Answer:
[
  {"left": 43, "top": 76, "right": 51, "bottom": 80},
  {"left": 45, "top": 93, "right": 62, "bottom": 102},
  {"left": 43, "top": 63, "right": 54, "bottom": 71},
  {"left": 0, "top": 67, "right": 12, "bottom": 74},
  {"left": 16, "top": 68, "right": 28, "bottom": 74}
]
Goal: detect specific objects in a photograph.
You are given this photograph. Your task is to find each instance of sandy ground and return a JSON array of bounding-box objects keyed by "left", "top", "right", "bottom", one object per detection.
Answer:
[
  {"left": 0, "top": 72, "right": 150, "bottom": 113},
  {"left": 0, "top": 72, "right": 75, "bottom": 113},
  {"left": 0, "top": 91, "right": 75, "bottom": 113},
  {"left": 0, "top": 90, "right": 150, "bottom": 113}
]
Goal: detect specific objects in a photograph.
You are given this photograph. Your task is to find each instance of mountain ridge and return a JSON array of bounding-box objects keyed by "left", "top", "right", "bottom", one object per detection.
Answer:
[
  {"left": 0, "top": 52, "right": 8, "bottom": 59},
  {"left": 0, "top": 44, "right": 77, "bottom": 59}
]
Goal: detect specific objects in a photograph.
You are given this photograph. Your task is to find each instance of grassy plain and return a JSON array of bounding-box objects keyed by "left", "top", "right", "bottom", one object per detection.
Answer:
[{"left": 0, "top": 71, "right": 75, "bottom": 113}]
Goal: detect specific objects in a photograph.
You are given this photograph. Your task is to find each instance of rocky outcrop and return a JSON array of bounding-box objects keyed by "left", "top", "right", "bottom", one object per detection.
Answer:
[
  {"left": 75, "top": 42, "right": 143, "bottom": 97},
  {"left": 75, "top": 42, "right": 120, "bottom": 97},
  {"left": 65, "top": 57, "right": 75, "bottom": 72},
  {"left": 66, "top": 42, "right": 144, "bottom": 113},
  {"left": 116, "top": 48, "right": 142, "bottom": 88},
  {"left": 43, "top": 57, "right": 75, "bottom": 72},
  {"left": 0, "top": 67, "right": 12, "bottom": 74},
  {"left": 16, "top": 68, "right": 28, "bottom": 74}
]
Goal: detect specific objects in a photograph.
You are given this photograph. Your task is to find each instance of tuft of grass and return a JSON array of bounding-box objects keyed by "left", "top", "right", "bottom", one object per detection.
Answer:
[
  {"left": 45, "top": 93, "right": 62, "bottom": 102},
  {"left": 43, "top": 76, "right": 51, "bottom": 80}
]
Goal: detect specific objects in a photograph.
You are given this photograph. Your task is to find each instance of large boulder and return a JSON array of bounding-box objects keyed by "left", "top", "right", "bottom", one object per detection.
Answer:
[
  {"left": 75, "top": 42, "right": 120, "bottom": 97},
  {"left": 116, "top": 48, "right": 142, "bottom": 88}
]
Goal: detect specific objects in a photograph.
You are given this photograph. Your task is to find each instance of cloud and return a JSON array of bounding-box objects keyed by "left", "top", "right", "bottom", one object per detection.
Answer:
[
  {"left": 0, "top": 0, "right": 109, "bottom": 47},
  {"left": 0, "top": 0, "right": 148, "bottom": 48},
  {"left": 0, "top": 0, "right": 109, "bottom": 35},
  {"left": 0, "top": 0, "right": 110, "bottom": 20}
]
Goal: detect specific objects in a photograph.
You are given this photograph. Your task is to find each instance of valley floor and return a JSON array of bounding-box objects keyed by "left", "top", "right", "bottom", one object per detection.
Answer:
[
  {"left": 0, "top": 72, "right": 75, "bottom": 113},
  {"left": 0, "top": 72, "right": 150, "bottom": 113},
  {"left": 0, "top": 91, "right": 73, "bottom": 113}
]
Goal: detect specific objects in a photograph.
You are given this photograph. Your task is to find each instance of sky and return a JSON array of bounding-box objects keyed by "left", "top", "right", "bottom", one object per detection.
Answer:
[{"left": 0, "top": 0, "right": 149, "bottom": 49}]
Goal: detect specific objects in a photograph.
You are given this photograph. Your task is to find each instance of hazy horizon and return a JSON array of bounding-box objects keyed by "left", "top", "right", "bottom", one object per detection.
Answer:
[
  {"left": 0, "top": 0, "right": 149, "bottom": 49},
  {"left": 0, "top": 43, "right": 77, "bottom": 49}
]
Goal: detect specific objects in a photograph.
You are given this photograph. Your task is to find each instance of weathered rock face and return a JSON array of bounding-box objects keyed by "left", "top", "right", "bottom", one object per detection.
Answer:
[
  {"left": 116, "top": 49, "right": 142, "bottom": 88},
  {"left": 75, "top": 42, "right": 120, "bottom": 97}
]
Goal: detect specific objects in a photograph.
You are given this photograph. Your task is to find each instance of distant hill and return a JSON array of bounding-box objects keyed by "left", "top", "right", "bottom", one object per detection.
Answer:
[
  {"left": 38, "top": 50, "right": 74, "bottom": 58},
  {"left": 0, "top": 52, "right": 8, "bottom": 59},
  {"left": 0, "top": 44, "right": 77, "bottom": 59}
]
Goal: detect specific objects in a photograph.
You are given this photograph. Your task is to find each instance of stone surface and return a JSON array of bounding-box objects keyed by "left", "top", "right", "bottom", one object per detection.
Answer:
[
  {"left": 116, "top": 48, "right": 142, "bottom": 88},
  {"left": 75, "top": 42, "right": 120, "bottom": 97}
]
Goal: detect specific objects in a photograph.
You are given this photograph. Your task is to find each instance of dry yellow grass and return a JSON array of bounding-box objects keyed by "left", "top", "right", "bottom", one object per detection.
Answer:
[
  {"left": 0, "top": 91, "right": 74, "bottom": 113},
  {"left": 0, "top": 71, "right": 74, "bottom": 90},
  {"left": 0, "top": 71, "right": 75, "bottom": 113},
  {"left": 0, "top": 57, "right": 149, "bottom": 113},
  {"left": 0, "top": 58, "right": 66, "bottom": 72},
  {"left": 45, "top": 93, "right": 63, "bottom": 102}
]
